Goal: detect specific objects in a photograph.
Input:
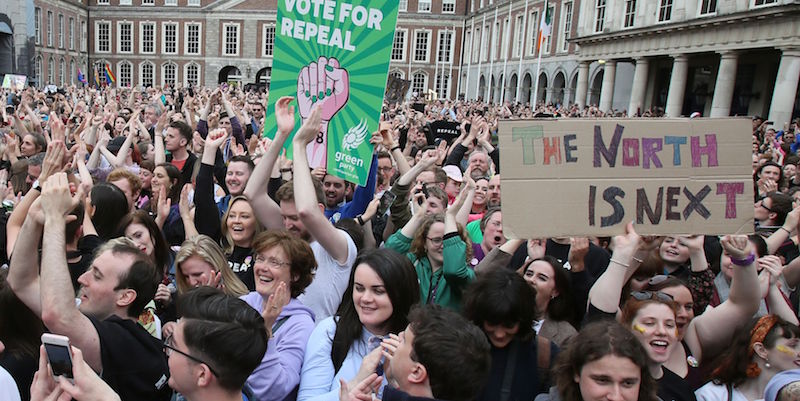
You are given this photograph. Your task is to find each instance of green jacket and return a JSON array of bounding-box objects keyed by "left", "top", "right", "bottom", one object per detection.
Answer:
[{"left": 385, "top": 231, "right": 474, "bottom": 311}]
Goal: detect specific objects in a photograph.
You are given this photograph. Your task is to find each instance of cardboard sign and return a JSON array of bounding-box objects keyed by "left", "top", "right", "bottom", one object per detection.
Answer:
[
  {"left": 263, "top": 0, "right": 400, "bottom": 186},
  {"left": 385, "top": 74, "right": 410, "bottom": 105},
  {"left": 498, "top": 119, "right": 755, "bottom": 238},
  {"left": 2, "top": 74, "right": 27, "bottom": 90}
]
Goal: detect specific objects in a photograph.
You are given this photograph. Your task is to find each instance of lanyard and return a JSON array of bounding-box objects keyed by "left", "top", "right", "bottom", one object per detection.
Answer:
[{"left": 426, "top": 270, "right": 443, "bottom": 304}]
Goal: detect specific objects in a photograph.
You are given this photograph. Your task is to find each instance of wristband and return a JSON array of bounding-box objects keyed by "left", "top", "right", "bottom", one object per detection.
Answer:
[
  {"left": 730, "top": 253, "right": 756, "bottom": 267},
  {"left": 391, "top": 145, "right": 401, "bottom": 152},
  {"left": 780, "top": 226, "right": 791, "bottom": 235},
  {"left": 356, "top": 215, "right": 365, "bottom": 226},
  {"left": 279, "top": 168, "right": 292, "bottom": 173},
  {"left": 32, "top": 184, "right": 42, "bottom": 192}
]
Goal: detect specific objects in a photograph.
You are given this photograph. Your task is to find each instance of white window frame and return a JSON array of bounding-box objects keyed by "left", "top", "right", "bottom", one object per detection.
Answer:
[
  {"left": 161, "top": 62, "right": 177, "bottom": 87},
  {"left": 120, "top": 0, "right": 131, "bottom": 5},
  {"left": 69, "top": 59, "right": 75, "bottom": 85},
  {"left": 140, "top": 22, "right": 156, "bottom": 55},
  {"left": 97, "top": 0, "right": 109, "bottom": 4},
  {"left": 118, "top": 61, "right": 133, "bottom": 87},
  {"left": 464, "top": 29, "right": 472, "bottom": 62},
  {"left": 35, "top": 8, "right": 41, "bottom": 45},
  {"left": 512, "top": 16, "right": 523, "bottom": 58},
  {"left": 501, "top": 18, "right": 510, "bottom": 60},
  {"left": 435, "top": 72, "right": 450, "bottom": 99},
  {"left": 411, "top": 71, "right": 428, "bottom": 95},
  {"left": 184, "top": 62, "right": 201, "bottom": 86},
  {"left": 184, "top": 23, "right": 202, "bottom": 55},
  {"left": 47, "top": 57, "right": 54, "bottom": 84},
  {"left": 418, "top": 0, "right": 431, "bottom": 13},
  {"left": 398, "top": 0, "right": 407, "bottom": 12},
  {"left": 69, "top": 18, "right": 75, "bottom": 50},
  {"left": 559, "top": 1, "right": 573, "bottom": 53},
  {"left": 59, "top": 58, "right": 65, "bottom": 86},
  {"left": 142, "top": 0, "right": 154, "bottom": 5},
  {"left": 491, "top": 21, "right": 499, "bottom": 60},
  {"left": 117, "top": 21, "right": 133, "bottom": 54},
  {"left": 658, "top": 0, "right": 673, "bottom": 22},
  {"left": 389, "top": 70, "right": 405, "bottom": 80},
  {"left": 442, "top": 0, "right": 455, "bottom": 14},
  {"left": 437, "top": 30, "right": 453, "bottom": 64},
  {"left": 752, "top": 0, "right": 777, "bottom": 8},
  {"left": 47, "top": 11, "right": 53, "bottom": 47},
  {"left": 699, "top": 0, "right": 717, "bottom": 15},
  {"left": 188, "top": 0, "right": 200, "bottom": 6},
  {"left": 95, "top": 21, "right": 111, "bottom": 53},
  {"left": 140, "top": 61, "right": 155, "bottom": 87},
  {"left": 262, "top": 24, "right": 275, "bottom": 57},
  {"left": 623, "top": 0, "right": 636, "bottom": 27},
  {"left": 413, "top": 29, "right": 431, "bottom": 63},
  {"left": 80, "top": 21, "right": 87, "bottom": 52},
  {"left": 222, "top": 23, "right": 240, "bottom": 57},
  {"left": 528, "top": 11, "right": 539, "bottom": 56},
  {"left": 594, "top": 0, "right": 606, "bottom": 33},
  {"left": 481, "top": 24, "right": 490, "bottom": 61},
  {"left": 35, "top": 56, "right": 42, "bottom": 86},
  {"left": 391, "top": 28, "right": 407, "bottom": 62},
  {"left": 473, "top": 27, "right": 481, "bottom": 63},
  {"left": 165, "top": 0, "right": 177, "bottom": 5},
  {"left": 162, "top": 22, "right": 178, "bottom": 55},
  {"left": 58, "top": 14, "right": 63, "bottom": 48}
]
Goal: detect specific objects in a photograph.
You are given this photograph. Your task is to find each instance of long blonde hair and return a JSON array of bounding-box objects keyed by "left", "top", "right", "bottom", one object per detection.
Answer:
[
  {"left": 220, "top": 196, "right": 264, "bottom": 254},
  {"left": 175, "top": 235, "right": 248, "bottom": 297}
]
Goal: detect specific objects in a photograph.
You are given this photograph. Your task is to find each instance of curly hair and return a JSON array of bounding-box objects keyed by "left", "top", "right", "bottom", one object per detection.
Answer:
[
  {"left": 409, "top": 213, "right": 472, "bottom": 263},
  {"left": 555, "top": 321, "right": 658, "bottom": 401},
  {"left": 251, "top": 230, "right": 316, "bottom": 298}
]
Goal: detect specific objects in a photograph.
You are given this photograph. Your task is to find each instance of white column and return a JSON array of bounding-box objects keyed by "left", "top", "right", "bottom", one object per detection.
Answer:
[
  {"left": 665, "top": 54, "right": 688, "bottom": 117},
  {"left": 628, "top": 57, "right": 650, "bottom": 117},
  {"left": 598, "top": 60, "right": 617, "bottom": 112},
  {"left": 710, "top": 51, "right": 738, "bottom": 118},
  {"left": 767, "top": 48, "right": 800, "bottom": 128},
  {"left": 575, "top": 61, "right": 590, "bottom": 109}
]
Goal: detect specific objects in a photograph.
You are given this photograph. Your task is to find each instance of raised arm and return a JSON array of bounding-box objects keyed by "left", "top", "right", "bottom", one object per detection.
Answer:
[
  {"left": 7, "top": 201, "right": 44, "bottom": 316},
  {"left": 685, "top": 235, "right": 761, "bottom": 363},
  {"left": 766, "top": 204, "right": 799, "bottom": 255},
  {"left": 244, "top": 96, "right": 294, "bottom": 230},
  {"left": 39, "top": 172, "right": 103, "bottom": 371},
  {"left": 292, "top": 106, "right": 350, "bottom": 264},
  {"left": 587, "top": 222, "right": 642, "bottom": 314},
  {"left": 758, "top": 256, "right": 798, "bottom": 325}
]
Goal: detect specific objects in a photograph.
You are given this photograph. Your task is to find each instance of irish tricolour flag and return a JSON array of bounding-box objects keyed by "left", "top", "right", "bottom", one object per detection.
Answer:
[{"left": 537, "top": 4, "right": 552, "bottom": 53}]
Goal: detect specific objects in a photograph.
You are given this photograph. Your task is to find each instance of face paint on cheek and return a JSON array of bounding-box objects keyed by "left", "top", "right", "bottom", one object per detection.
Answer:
[
  {"left": 633, "top": 324, "right": 646, "bottom": 334},
  {"left": 776, "top": 345, "right": 797, "bottom": 356}
]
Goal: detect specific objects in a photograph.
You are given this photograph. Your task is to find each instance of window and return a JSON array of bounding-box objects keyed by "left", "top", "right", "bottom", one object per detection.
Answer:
[
  {"left": 140, "top": 22, "right": 155, "bottom": 54},
  {"left": 481, "top": 24, "right": 490, "bottom": 61},
  {"left": 97, "top": 0, "right": 108, "bottom": 4},
  {"left": 491, "top": 22, "right": 499, "bottom": 60},
  {"left": 47, "top": 57, "right": 54, "bottom": 84},
  {"left": 560, "top": 2, "right": 573, "bottom": 53},
  {"left": 58, "top": 15, "right": 63, "bottom": 48},
  {"left": 464, "top": 30, "right": 472, "bottom": 62},
  {"left": 223, "top": 23, "right": 239, "bottom": 56},
  {"left": 140, "top": 62, "right": 154, "bottom": 87},
  {"left": 437, "top": 30, "right": 453, "bottom": 63},
  {"left": 80, "top": 21, "right": 86, "bottom": 52},
  {"left": 185, "top": 63, "right": 200, "bottom": 86},
  {"left": 412, "top": 72, "right": 427, "bottom": 95},
  {"left": 700, "top": 0, "right": 716, "bottom": 14},
  {"left": 442, "top": 0, "right": 455, "bottom": 13},
  {"left": 413, "top": 30, "right": 430, "bottom": 62},
  {"left": 58, "top": 59, "right": 64, "bottom": 86},
  {"left": 165, "top": 0, "right": 177, "bottom": 5},
  {"left": 120, "top": 0, "right": 131, "bottom": 5},
  {"left": 118, "top": 22, "right": 132, "bottom": 53},
  {"left": 162, "top": 62, "right": 177, "bottom": 86},
  {"left": 47, "top": 11, "right": 53, "bottom": 47},
  {"left": 473, "top": 27, "right": 481, "bottom": 62},
  {"left": 185, "top": 23, "right": 201, "bottom": 55},
  {"left": 94, "top": 62, "right": 107, "bottom": 86},
  {"left": 594, "top": 0, "right": 606, "bottom": 32},
  {"left": 501, "top": 18, "right": 510, "bottom": 59},
  {"left": 624, "top": 0, "right": 636, "bottom": 27},
  {"left": 96, "top": 21, "right": 110, "bottom": 53},
  {"left": 399, "top": 0, "right": 407, "bottom": 12},
  {"left": 119, "top": 61, "right": 132, "bottom": 87},
  {"left": 35, "top": 8, "right": 41, "bottom": 45},
  {"left": 435, "top": 73, "right": 450, "bottom": 98},
  {"left": 418, "top": 0, "right": 431, "bottom": 13},
  {"left": 390, "top": 70, "right": 404, "bottom": 80},
  {"left": 163, "top": 23, "right": 178, "bottom": 54},
  {"left": 69, "top": 18, "right": 74, "bottom": 50},
  {"left": 262, "top": 24, "right": 275, "bottom": 56},
  {"left": 69, "top": 60, "right": 75, "bottom": 85},
  {"left": 528, "top": 11, "right": 539, "bottom": 56},
  {"left": 658, "top": 0, "right": 673, "bottom": 22},
  {"left": 188, "top": 0, "right": 200, "bottom": 6},
  {"left": 542, "top": 6, "right": 554, "bottom": 54},
  {"left": 35, "top": 56, "right": 42, "bottom": 86},
  {"left": 391, "top": 29, "right": 406, "bottom": 61},
  {"left": 513, "top": 15, "right": 524, "bottom": 57},
  {"left": 142, "top": 0, "right": 154, "bottom": 5},
  {"left": 754, "top": 0, "right": 777, "bottom": 5}
]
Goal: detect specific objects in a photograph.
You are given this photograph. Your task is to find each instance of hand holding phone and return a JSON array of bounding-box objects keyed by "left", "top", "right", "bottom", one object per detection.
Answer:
[{"left": 42, "top": 333, "right": 74, "bottom": 384}]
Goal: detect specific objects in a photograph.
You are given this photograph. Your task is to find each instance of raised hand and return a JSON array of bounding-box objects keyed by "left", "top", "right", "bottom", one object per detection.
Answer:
[
  {"left": 275, "top": 96, "right": 296, "bottom": 137},
  {"left": 293, "top": 105, "right": 322, "bottom": 147},
  {"left": 720, "top": 235, "right": 753, "bottom": 261},
  {"left": 40, "top": 172, "right": 80, "bottom": 223},
  {"left": 204, "top": 128, "right": 229, "bottom": 150},
  {"left": 261, "top": 281, "right": 290, "bottom": 337},
  {"left": 527, "top": 239, "right": 546, "bottom": 260}
]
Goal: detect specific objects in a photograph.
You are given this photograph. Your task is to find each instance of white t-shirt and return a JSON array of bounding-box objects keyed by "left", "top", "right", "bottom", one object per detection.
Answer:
[
  {"left": 298, "top": 229, "right": 357, "bottom": 322},
  {"left": 695, "top": 381, "right": 756, "bottom": 401},
  {"left": 0, "top": 366, "right": 21, "bottom": 401}
]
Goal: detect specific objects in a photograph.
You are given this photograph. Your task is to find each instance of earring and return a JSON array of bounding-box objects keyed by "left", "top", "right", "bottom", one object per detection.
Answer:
[{"left": 765, "top": 361, "right": 772, "bottom": 369}]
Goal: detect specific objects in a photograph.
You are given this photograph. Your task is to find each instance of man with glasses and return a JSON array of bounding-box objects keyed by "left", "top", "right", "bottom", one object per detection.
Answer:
[
  {"left": 755, "top": 192, "right": 792, "bottom": 231},
  {"left": 166, "top": 287, "right": 267, "bottom": 401}
]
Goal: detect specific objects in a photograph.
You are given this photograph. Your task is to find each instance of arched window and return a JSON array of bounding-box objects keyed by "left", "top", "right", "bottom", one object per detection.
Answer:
[
  {"left": 59, "top": 59, "right": 66, "bottom": 86},
  {"left": 185, "top": 62, "right": 200, "bottom": 86},
  {"left": 140, "top": 61, "right": 154, "bottom": 87},
  {"left": 118, "top": 61, "right": 132, "bottom": 87},
  {"left": 47, "top": 57, "right": 54, "bottom": 84},
  {"left": 412, "top": 72, "right": 427, "bottom": 95},
  {"left": 162, "top": 62, "right": 177, "bottom": 86},
  {"left": 35, "top": 56, "right": 43, "bottom": 86}
]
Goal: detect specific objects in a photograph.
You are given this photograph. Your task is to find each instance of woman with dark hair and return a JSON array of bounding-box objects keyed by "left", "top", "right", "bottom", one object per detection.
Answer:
[
  {"left": 241, "top": 231, "right": 317, "bottom": 401},
  {"left": 464, "top": 268, "right": 557, "bottom": 401},
  {"left": 149, "top": 162, "right": 185, "bottom": 246},
  {"left": 523, "top": 256, "right": 578, "bottom": 347},
  {"left": 88, "top": 182, "right": 129, "bottom": 240},
  {"left": 657, "top": 235, "right": 715, "bottom": 315},
  {"left": 136, "top": 159, "right": 154, "bottom": 209},
  {"left": 538, "top": 320, "right": 658, "bottom": 401},
  {"left": 117, "top": 210, "right": 172, "bottom": 276},
  {"left": 696, "top": 315, "right": 800, "bottom": 401},
  {"left": 298, "top": 249, "right": 420, "bottom": 401},
  {"left": 385, "top": 186, "right": 474, "bottom": 310}
]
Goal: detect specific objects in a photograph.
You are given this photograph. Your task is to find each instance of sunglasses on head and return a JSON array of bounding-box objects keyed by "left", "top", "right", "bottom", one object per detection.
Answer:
[{"left": 630, "top": 291, "right": 674, "bottom": 303}]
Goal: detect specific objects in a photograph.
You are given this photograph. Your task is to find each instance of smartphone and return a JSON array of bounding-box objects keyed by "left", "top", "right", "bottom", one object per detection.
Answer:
[
  {"left": 41, "top": 333, "right": 74, "bottom": 383},
  {"left": 160, "top": 94, "right": 167, "bottom": 106},
  {"left": 376, "top": 191, "right": 397, "bottom": 217}
]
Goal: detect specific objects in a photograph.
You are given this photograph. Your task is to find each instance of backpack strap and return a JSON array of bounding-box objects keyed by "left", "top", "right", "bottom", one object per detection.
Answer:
[{"left": 271, "top": 316, "right": 290, "bottom": 335}]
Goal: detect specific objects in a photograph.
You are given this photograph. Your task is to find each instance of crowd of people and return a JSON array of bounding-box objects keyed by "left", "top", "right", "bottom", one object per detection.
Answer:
[{"left": 0, "top": 82, "right": 800, "bottom": 401}]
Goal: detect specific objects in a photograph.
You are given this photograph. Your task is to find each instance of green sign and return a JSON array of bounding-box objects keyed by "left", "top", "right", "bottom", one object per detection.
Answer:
[{"left": 263, "top": 0, "right": 399, "bottom": 186}]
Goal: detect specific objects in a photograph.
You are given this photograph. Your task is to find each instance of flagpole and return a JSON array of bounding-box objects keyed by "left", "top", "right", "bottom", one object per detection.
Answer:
[{"left": 532, "top": 0, "right": 547, "bottom": 109}]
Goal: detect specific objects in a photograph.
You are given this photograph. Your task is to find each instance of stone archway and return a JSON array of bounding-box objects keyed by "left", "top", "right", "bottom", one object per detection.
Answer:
[
  {"left": 536, "top": 72, "right": 548, "bottom": 104},
  {"left": 522, "top": 73, "right": 532, "bottom": 104},
  {"left": 590, "top": 70, "right": 604, "bottom": 107},
  {"left": 478, "top": 75, "right": 486, "bottom": 101},
  {"left": 508, "top": 73, "right": 518, "bottom": 102},
  {"left": 568, "top": 73, "right": 579, "bottom": 105},
  {"left": 552, "top": 71, "right": 566, "bottom": 105},
  {"left": 218, "top": 65, "right": 241, "bottom": 84},
  {"left": 255, "top": 67, "right": 271, "bottom": 84}
]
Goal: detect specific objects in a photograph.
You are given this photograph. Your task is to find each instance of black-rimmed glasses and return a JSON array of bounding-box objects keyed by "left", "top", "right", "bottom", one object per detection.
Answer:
[{"left": 163, "top": 336, "right": 219, "bottom": 377}]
